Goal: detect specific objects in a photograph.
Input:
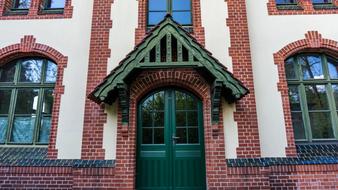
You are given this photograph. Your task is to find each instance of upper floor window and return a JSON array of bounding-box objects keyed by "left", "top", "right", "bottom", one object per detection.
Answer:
[
  {"left": 275, "top": 0, "right": 298, "bottom": 5},
  {"left": 312, "top": 0, "right": 333, "bottom": 4},
  {"left": 43, "top": 0, "right": 66, "bottom": 10},
  {"left": 286, "top": 54, "right": 338, "bottom": 143},
  {"left": 12, "top": 0, "right": 31, "bottom": 10},
  {"left": 148, "top": 0, "right": 192, "bottom": 27},
  {"left": 0, "top": 58, "right": 57, "bottom": 145}
]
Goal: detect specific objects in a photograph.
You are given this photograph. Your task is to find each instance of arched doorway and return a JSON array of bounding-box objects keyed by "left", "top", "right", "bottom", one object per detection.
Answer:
[{"left": 136, "top": 88, "right": 206, "bottom": 190}]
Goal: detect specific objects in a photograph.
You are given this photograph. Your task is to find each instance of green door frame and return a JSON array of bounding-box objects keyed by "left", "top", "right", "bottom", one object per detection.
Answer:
[{"left": 136, "top": 88, "right": 206, "bottom": 190}]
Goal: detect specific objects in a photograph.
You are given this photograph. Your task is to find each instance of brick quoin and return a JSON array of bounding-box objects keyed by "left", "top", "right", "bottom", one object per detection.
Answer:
[
  {"left": 267, "top": 0, "right": 338, "bottom": 15},
  {"left": 274, "top": 31, "right": 338, "bottom": 157},
  {"left": 135, "top": 0, "right": 205, "bottom": 45},
  {"left": 0, "top": 35, "right": 68, "bottom": 159},
  {"left": 0, "top": 0, "right": 73, "bottom": 20},
  {"left": 227, "top": 0, "right": 261, "bottom": 158},
  {"left": 81, "top": 0, "right": 114, "bottom": 160}
]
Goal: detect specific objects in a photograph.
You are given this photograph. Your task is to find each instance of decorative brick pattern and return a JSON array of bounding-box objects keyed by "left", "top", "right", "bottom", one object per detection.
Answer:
[
  {"left": 81, "top": 0, "right": 113, "bottom": 160},
  {"left": 0, "top": 35, "right": 68, "bottom": 159},
  {"left": 267, "top": 0, "right": 338, "bottom": 15},
  {"left": 227, "top": 0, "right": 261, "bottom": 158},
  {"left": 274, "top": 31, "right": 338, "bottom": 157},
  {"left": 0, "top": 0, "right": 73, "bottom": 20},
  {"left": 135, "top": 0, "right": 205, "bottom": 45}
]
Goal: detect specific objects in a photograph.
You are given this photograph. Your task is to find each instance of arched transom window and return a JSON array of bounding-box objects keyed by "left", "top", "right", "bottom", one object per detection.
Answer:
[
  {"left": 0, "top": 58, "right": 57, "bottom": 145},
  {"left": 286, "top": 53, "right": 338, "bottom": 142}
]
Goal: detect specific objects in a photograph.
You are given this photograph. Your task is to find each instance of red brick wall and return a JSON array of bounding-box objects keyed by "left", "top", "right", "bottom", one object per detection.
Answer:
[
  {"left": 274, "top": 31, "right": 338, "bottom": 157},
  {"left": 227, "top": 0, "right": 261, "bottom": 158},
  {"left": 267, "top": 0, "right": 338, "bottom": 15},
  {"left": 0, "top": 0, "right": 73, "bottom": 19},
  {"left": 0, "top": 35, "right": 68, "bottom": 159},
  {"left": 81, "top": 0, "right": 113, "bottom": 160}
]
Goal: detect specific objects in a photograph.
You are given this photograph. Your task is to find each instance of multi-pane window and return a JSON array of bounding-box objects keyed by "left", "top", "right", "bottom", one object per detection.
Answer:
[
  {"left": 43, "top": 0, "right": 66, "bottom": 9},
  {"left": 148, "top": 0, "right": 192, "bottom": 26},
  {"left": 12, "top": 0, "right": 31, "bottom": 10},
  {"left": 275, "top": 0, "right": 298, "bottom": 5},
  {"left": 0, "top": 58, "right": 57, "bottom": 145},
  {"left": 286, "top": 54, "right": 338, "bottom": 142}
]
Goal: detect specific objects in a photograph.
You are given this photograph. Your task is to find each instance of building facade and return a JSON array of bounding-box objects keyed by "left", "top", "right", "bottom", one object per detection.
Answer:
[{"left": 0, "top": 0, "right": 337, "bottom": 189}]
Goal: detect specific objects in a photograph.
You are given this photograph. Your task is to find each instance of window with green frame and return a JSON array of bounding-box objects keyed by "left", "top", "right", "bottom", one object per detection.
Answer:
[
  {"left": 148, "top": 0, "right": 192, "bottom": 27},
  {"left": 11, "top": 0, "right": 31, "bottom": 10},
  {"left": 286, "top": 53, "right": 338, "bottom": 142},
  {"left": 0, "top": 58, "right": 57, "bottom": 145}
]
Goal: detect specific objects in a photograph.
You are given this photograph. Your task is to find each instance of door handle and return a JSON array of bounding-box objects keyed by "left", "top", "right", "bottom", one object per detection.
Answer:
[{"left": 172, "top": 136, "right": 180, "bottom": 140}]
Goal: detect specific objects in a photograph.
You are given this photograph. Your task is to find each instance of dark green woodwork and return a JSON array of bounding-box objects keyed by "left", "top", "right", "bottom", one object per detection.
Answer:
[
  {"left": 89, "top": 15, "right": 248, "bottom": 124},
  {"left": 136, "top": 89, "right": 206, "bottom": 190}
]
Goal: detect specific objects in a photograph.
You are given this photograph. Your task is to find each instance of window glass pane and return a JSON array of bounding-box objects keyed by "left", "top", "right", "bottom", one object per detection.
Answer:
[
  {"left": 275, "top": 0, "right": 297, "bottom": 4},
  {"left": 45, "top": 61, "right": 58, "bottom": 83},
  {"left": 0, "top": 90, "right": 12, "bottom": 114},
  {"left": 300, "top": 55, "right": 324, "bottom": 80},
  {"left": 19, "top": 59, "right": 43, "bottom": 83},
  {"left": 153, "top": 91, "right": 164, "bottom": 110},
  {"left": 312, "top": 0, "right": 332, "bottom": 4},
  {"left": 172, "top": 11, "right": 192, "bottom": 25},
  {"left": 305, "top": 85, "right": 329, "bottom": 110},
  {"left": 142, "top": 128, "right": 153, "bottom": 144},
  {"left": 285, "top": 58, "right": 297, "bottom": 80},
  {"left": 13, "top": 0, "right": 31, "bottom": 9},
  {"left": 38, "top": 116, "right": 51, "bottom": 144},
  {"left": 185, "top": 95, "right": 197, "bottom": 110},
  {"left": 172, "top": 0, "right": 191, "bottom": 10},
  {"left": 327, "top": 56, "right": 338, "bottom": 79},
  {"left": 187, "top": 111, "right": 197, "bottom": 126},
  {"left": 149, "top": 0, "right": 167, "bottom": 11},
  {"left": 154, "top": 128, "right": 164, "bottom": 144},
  {"left": 291, "top": 112, "right": 306, "bottom": 140},
  {"left": 11, "top": 116, "right": 35, "bottom": 143},
  {"left": 46, "top": 0, "right": 66, "bottom": 9},
  {"left": 0, "top": 64, "right": 16, "bottom": 82},
  {"left": 188, "top": 128, "right": 198, "bottom": 143},
  {"left": 176, "top": 128, "right": 187, "bottom": 144},
  {"left": 148, "top": 12, "right": 167, "bottom": 25},
  {"left": 0, "top": 117, "right": 8, "bottom": 143},
  {"left": 288, "top": 85, "right": 301, "bottom": 111},
  {"left": 42, "top": 89, "right": 54, "bottom": 114},
  {"left": 332, "top": 85, "right": 338, "bottom": 110},
  {"left": 15, "top": 89, "right": 40, "bottom": 114},
  {"left": 176, "top": 111, "right": 185, "bottom": 126},
  {"left": 309, "top": 112, "right": 334, "bottom": 139},
  {"left": 176, "top": 91, "right": 185, "bottom": 110},
  {"left": 154, "top": 112, "right": 164, "bottom": 127},
  {"left": 142, "top": 109, "right": 152, "bottom": 127}
]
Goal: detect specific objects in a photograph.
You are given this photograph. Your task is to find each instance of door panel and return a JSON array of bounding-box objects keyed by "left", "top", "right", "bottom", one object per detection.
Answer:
[{"left": 137, "top": 89, "right": 206, "bottom": 190}]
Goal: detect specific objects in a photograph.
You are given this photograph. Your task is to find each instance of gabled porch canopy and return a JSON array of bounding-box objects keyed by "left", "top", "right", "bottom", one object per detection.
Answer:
[{"left": 89, "top": 15, "right": 248, "bottom": 124}]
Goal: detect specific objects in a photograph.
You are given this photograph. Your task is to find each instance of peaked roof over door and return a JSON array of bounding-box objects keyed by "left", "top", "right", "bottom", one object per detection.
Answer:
[{"left": 89, "top": 15, "right": 248, "bottom": 124}]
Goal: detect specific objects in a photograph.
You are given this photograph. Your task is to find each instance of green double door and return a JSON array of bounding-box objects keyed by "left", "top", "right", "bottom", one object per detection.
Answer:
[{"left": 136, "top": 89, "right": 206, "bottom": 190}]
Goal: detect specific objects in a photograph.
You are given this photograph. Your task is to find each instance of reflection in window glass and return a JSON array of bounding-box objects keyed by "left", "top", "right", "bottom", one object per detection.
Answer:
[
  {"left": 45, "top": 0, "right": 66, "bottom": 9},
  {"left": 275, "top": 0, "right": 297, "bottom": 4},
  {"left": 0, "top": 58, "right": 57, "bottom": 145},
  {"left": 13, "top": 0, "right": 31, "bottom": 9},
  {"left": 312, "top": 0, "right": 332, "bottom": 4},
  {"left": 300, "top": 55, "right": 324, "bottom": 80},
  {"left": 172, "top": 0, "right": 191, "bottom": 10},
  {"left": 149, "top": 0, "right": 166, "bottom": 11},
  {"left": 172, "top": 12, "right": 192, "bottom": 25},
  {"left": 286, "top": 54, "right": 337, "bottom": 142}
]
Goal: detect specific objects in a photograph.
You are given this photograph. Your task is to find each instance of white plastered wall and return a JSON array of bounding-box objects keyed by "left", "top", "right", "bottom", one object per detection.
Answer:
[
  {"left": 201, "top": 0, "right": 239, "bottom": 158},
  {"left": 246, "top": 0, "right": 338, "bottom": 157},
  {"left": 103, "top": 0, "right": 138, "bottom": 160},
  {"left": 0, "top": 0, "right": 94, "bottom": 159}
]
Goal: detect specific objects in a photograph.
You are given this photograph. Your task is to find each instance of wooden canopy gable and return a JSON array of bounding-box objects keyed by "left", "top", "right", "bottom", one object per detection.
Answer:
[{"left": 89, "top": 15, "right": 248, "bottom": 124}]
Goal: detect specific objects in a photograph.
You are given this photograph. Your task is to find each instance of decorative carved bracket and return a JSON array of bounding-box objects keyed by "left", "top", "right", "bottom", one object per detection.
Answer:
[
  {"left": 211, "top": 80, "right": 222, "bottom": 124},
  {"left": 117, "top": 83, "right": 129, "bottom": 126}
]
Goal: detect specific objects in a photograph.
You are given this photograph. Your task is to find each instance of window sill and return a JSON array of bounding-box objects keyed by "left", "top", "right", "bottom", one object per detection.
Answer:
[
  {"left": 4, "top": 9, "right": 29, "bottom": 16},
  {"left": 313, "top": 4, "right": 338, "bottom": 10},
  {"left": 276, "top": 4, "right": 303, "bottom": 10},
  {"left": 39, "top": 8, "right": 64, "bottom": 15}
]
